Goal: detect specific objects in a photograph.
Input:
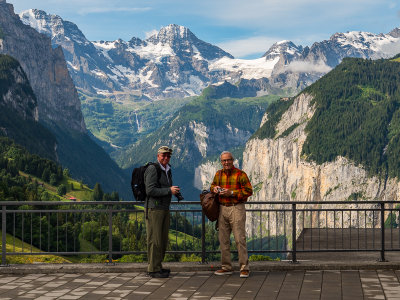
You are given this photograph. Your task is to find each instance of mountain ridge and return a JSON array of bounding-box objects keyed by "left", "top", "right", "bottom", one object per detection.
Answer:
[
  {"left": 0, "top": 1, "right": 131, "bottom": 198},
  {"left": 19, "top": 8, "right": 400, "bottom": 102}
]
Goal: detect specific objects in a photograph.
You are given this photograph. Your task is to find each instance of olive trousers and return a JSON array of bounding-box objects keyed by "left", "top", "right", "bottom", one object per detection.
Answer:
[{"left": 146, "top": 209, "right": 170, "bottom": 272}]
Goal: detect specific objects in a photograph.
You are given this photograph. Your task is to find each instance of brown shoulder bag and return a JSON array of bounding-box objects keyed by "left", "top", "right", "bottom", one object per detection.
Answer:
[{"left": 200, "top": 170, "right": 222, "bottom": 222}]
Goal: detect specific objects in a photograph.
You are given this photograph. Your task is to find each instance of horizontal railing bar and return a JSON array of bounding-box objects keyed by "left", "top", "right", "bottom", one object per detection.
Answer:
[
  {"left": 5, "top": 209, "right": 145, "bottom": 214},
  {"left": 4, "top": 208, "right": 389, "bottom": 214},
  {"left": 246, "top": 209, "right": 382, "bottom": 212},
  {"left": 294, "top": 249, "right": 400, "bottom": 252},
  {"left": 0, "top": 200, "right": 398, "bottom": 206},
  {"left": 3, "top": 209, "right": 202, "bottom": 213},
  {"left": 5, "top": 250, "right": 208, "bottom": 255}
]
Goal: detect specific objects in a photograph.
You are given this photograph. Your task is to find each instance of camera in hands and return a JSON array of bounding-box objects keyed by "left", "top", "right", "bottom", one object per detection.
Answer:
[{"left": 175, "top": 192, "right": 184, "bottom": 201}]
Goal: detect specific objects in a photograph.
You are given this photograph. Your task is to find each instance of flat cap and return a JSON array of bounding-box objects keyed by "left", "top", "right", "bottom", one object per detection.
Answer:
[{"left": 157, "top": 146, "right": 173, "bottom": 154}]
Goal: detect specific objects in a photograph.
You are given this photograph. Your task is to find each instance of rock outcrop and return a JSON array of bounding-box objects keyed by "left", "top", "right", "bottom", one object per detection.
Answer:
[
  {"left": 0, "top": 1, "right": 85, "bottom": 132},
  {"left": 240, "top": 93, "right": 400, "bottom": 239},
  {"left": 0, "top": 55, "right": 38, "bottom": 121}
]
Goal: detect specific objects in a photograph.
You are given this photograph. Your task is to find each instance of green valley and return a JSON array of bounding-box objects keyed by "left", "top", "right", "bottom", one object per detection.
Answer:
[{"left": 80, "top": 91, "right": 193, "bottom": 156}]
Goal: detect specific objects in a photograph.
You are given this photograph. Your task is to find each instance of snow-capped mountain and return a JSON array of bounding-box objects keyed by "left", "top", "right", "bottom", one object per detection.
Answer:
[
  {"left": 20, "top": 9, "right": 400, "bottom": 100},
  {"left": 20, "top": 9, "right": 236, "bottom": 100}
]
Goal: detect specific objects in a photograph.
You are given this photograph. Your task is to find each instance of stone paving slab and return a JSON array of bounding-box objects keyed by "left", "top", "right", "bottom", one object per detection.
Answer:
[{"left": 0, "top": 270, "right": 399, "bottom": 299}]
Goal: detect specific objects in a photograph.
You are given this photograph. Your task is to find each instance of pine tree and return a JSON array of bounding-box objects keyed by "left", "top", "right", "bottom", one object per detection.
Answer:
[{"left": 92, "top": 183, "right": 104, "bottom": 201}]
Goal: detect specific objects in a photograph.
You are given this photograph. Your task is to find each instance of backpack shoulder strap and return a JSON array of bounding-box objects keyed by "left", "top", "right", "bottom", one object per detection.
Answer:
[
  {"left": 151, "top": 163, "right": 162, "bottom": 180},
  {"left": 148, "top": 162, "right": 162, "bottom": 186}
]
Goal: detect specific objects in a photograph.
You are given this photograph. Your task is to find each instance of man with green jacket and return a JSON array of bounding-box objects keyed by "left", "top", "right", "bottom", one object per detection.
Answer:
[{"left": 144, "top": 146, "right": 180, "bottom": 278}]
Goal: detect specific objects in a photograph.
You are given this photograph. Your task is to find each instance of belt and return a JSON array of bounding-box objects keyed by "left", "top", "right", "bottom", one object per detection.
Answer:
[{"left": 220, "top": 202, "right": 240, "bottom": 207}]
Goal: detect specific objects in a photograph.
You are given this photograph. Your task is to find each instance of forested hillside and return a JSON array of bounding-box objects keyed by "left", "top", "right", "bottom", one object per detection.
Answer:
[
  {"left": 253, "top": 54, "right": 400, "bottom": 179},
  {"left": 0, "top": 137, "right": 209, "bottom": 262}
]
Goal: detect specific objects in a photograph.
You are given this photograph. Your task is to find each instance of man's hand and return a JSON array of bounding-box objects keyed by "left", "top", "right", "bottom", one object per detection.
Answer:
[
  {"left": 170, "top": 186, "right": 180, "bottom": 195},
  {"left": 219, "top": 188, "right": 232, "bottom": 197},
  {"left": 213, "top": 186, "right": 232, "bottom": 196},
  {"left": 213, "top": 186, "right": 221, "bottom": 193}
]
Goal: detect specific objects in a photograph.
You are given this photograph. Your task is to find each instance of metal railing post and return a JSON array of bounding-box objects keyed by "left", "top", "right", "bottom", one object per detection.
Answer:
[
  {"left": 1, "top": 205, "right": 6, "bottom": 266},
  {"left": 107, "top": 205, "right": 114, "bottom": 265},
  {"left": 379, "top": 201, "right": 387, "bottom": 262},
  {"left": 291, "top": 203, "right": 298, "bottom": 264},
  {"left": 201, "top": 210, "right": 206, "bottom": 264}
]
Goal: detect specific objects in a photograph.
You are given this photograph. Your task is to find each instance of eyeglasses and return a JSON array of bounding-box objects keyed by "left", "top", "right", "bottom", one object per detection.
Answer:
[
  {"left": 160, "top": 153, "right": 171, "bottom": 158},
  {"left": 221, "top": 159, "right": 233, "bottom": 163}
]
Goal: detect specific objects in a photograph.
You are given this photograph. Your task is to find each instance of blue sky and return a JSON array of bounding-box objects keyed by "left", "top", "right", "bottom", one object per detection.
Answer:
[{"left": 11, "top": 0, "right": 400, "bottom": 59}]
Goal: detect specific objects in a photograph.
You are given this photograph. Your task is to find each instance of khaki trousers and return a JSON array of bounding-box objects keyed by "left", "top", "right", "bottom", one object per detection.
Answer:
[
  {"left": 146, "top": 209, "right": 170, "bottom": 272},
  {"left": 218, "top": 203, "right": 249, "bottom": 271}
]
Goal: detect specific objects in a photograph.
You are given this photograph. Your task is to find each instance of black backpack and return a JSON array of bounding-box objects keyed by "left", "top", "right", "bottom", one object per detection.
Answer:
[{"left": 131, "top": 162, "right": 161, "bottom": 201}]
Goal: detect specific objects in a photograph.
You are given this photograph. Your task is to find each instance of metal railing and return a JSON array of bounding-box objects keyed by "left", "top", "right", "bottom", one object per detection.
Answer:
[{"left": 1, "top": 200, "right": 399, "bottom": 266}]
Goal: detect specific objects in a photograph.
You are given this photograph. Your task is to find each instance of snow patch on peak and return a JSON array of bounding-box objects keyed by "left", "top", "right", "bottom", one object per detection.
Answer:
[
  {"left": 131, "top": 42, "right": 175, "bottom": 63},
  {"left": 19, "top": 9, "right": 57, "bottom": 36},
  {"left": 210, "top": 57, "right": 279, "bottom": 80},
  {"left": 93, "top": 40, "right": 118, "bottom": 50},
  {"left": 333, "top": 30, "right": 400, "bottom": 57},
  {"left": 164, "top": 24, "right": 187, "bottom": 37},
  {"left": 263, "top": 40, "right": 302, "bottom": 59}
]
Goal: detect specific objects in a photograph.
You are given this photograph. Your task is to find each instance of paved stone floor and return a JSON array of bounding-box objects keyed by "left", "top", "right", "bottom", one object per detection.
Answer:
[{"left": 0, "top": 270, "right": 400, "bottom": 299}]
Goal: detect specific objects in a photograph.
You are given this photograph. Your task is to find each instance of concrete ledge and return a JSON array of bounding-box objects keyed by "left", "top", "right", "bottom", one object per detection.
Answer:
[{"left": 1, "top": 260, "right": 400, "bottom": 274}]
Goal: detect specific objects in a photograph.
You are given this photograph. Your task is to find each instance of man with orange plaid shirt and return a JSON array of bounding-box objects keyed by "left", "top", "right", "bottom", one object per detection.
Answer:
[{"left": 211, "top": 151, "right": 253, "bottom": 278}]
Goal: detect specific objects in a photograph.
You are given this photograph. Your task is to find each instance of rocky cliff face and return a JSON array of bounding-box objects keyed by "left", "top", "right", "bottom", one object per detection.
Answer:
[
  {"left": 196, "top": 92, "right": 400, "bottom": 239},
  {"left": 240, "top": 93, "right": 400, "bottom": 204},
  {"left": 0, "top": 53, "right": 57, "bottom": 160},
  {"left": 0, "top": 1, "right": 85, "bottom": 132},
  {"left": 0, "top": 1, "right": 132, "bottom": 198},
  {"left": 240, "top": 93, "right": 400, "bottom": 237},
  {"left": 0, "top": 55, "right": 38, "bottom": 121}
]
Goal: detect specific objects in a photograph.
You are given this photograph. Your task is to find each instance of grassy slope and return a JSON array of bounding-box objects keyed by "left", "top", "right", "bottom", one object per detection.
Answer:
[{"left": 0, "top": 230, "right": 71, "bottom": 264}]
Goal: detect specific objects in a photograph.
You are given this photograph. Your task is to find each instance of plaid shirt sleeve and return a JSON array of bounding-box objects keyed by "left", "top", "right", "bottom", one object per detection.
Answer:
[
  {"left": 210, "top": 168, "right": 253, "bottom": 205},
  {"left": 233, "top": 170, "right": 253, "bottom": 202}
]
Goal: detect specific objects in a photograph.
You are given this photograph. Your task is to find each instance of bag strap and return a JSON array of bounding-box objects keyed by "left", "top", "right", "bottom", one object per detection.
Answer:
[{"left": 145, "top": 162, "right": 163, "bottom": 220}]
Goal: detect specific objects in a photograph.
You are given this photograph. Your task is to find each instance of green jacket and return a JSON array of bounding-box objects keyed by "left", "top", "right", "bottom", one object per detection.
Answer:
[{"left": 144, "top": 163, "right": 172, "bottom": 210}]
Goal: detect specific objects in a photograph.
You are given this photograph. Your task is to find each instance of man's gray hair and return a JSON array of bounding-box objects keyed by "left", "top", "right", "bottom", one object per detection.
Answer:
[{"left": 220, "top": 151, "right": 234, "bottom": 159}]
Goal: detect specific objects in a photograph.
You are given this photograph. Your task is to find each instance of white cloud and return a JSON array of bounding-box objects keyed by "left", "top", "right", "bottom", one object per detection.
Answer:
[
  {"left": 77, "top": 6, "right": 151, "bottom": 15},
  {"left": 217, "top": 36, "right": 280, "bottom": 58},
  {"left": 286, "top": 61, "right": 332, "bottom": 73},
  {"left": 188, "top": 0, "right": 380, "bottom": 25},
  {"left": 380, "top": 41, "right": 400, "bottom": 57},
  {"left": 145, "top": 29, "right": 159, "bottom": 39},
  {"left": 13, "top": 0, "right": 152, "bottom": 15}
]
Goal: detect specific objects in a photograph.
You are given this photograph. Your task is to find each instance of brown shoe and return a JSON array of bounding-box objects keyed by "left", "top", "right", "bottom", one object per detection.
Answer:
[
  {"left": 214, "top": 269, "right": 233, "bottom": 275},
  {"left": 240, "top": 270, "right": 249, "bottom": 278}
]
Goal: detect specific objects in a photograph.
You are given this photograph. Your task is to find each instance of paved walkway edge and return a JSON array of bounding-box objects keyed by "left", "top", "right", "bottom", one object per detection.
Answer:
[{"left": 1, "top": 261, "right": 400, "bottom": 274}]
